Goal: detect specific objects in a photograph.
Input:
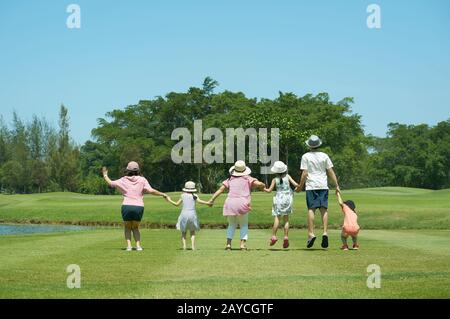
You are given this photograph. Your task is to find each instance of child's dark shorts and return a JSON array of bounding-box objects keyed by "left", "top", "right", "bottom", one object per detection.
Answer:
[
  {"left": 121, "top": 205, "right": 144, "bottom": 221},
  {"left": 306, "top": 189, "right": 329, "bottom": 209}
]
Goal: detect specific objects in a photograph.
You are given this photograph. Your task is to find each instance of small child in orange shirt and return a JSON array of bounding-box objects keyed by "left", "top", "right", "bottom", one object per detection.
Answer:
[{"left": 336, "top": 190, "right": 360, "bottom": 250}]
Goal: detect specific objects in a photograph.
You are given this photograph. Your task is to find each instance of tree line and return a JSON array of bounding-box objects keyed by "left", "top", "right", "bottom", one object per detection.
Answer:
[
  {"left": 0, "top": 78, "right": 449, "bottom": 194},
  {"left": 0, "top": 106, "right": 80, "bottom": 194}
]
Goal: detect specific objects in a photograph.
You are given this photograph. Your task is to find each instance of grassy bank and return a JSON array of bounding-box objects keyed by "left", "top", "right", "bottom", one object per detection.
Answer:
[{"left": 0, "top": 187, "right": 449, "bottom": 229}]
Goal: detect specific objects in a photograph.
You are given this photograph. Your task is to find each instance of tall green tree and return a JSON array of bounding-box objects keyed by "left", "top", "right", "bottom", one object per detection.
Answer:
[
  {"left": 10, "top": 112, "right": 31, "bottom": 193},
  {"left": 27, "top": 115, "right": 51, "bottom": 192},
  {"left": 49, "top": 105, "right": 80, "bottom": 191}
]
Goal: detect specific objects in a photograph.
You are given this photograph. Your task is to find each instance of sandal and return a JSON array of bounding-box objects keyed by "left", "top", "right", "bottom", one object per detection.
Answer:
[
  {"left": 225, "top": 245, "right": 232, "bottom": 251},
  {"left": 283, "top": 237, "right": 289, "bottom": 249},
  {"left": 321, "top": 235, "right": 329, "bottom": 248},
  {"left": 270, "top": 236, "right": 278, "bottom": 246},
  {"left": 240, "top": 246, "right": 248, "bottom": 251},
  {"left": 307, "top": 236, "right": 316, "bottom": 248}
]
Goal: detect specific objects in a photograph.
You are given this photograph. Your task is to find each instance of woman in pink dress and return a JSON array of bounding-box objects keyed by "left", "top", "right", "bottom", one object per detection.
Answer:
[{"left": 208, "top": 160, "right": 265, "bottom": 250}]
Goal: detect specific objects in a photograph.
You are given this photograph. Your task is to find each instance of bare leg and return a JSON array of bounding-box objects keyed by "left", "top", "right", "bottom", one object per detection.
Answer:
[
  {"left": 124, "top": 221, "right": 132, "bottom": 249},
  {"left": 319, "top": 207, "right": 328, "bottom": 236},
  {"left": 131, "top": 221, "right": 141, "bottom": 248},
  {"left": 191, "top": 231, "right": 196, "bottom": 250},
  {"left": 307, "top": 209, "right": 316, "bottom": 238},
  {"left": 272, "top": 216, "right": 280, "bottom": 237},
  {"left": 181, "top": 232, "right": 187, "bottom": 250},
  {"left": 341, "top": 232, "right": 348, "bottom": 245},
  {"left": 283, "top": 215, "right": 289, "bottom": 238}
]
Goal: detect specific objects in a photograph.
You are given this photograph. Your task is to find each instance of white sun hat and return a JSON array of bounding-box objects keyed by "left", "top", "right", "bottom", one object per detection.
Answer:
[
  {"left": 182, "top": 181, "right": 197, "bottom": 192},
  {"left": 229, "top": 160, "right": 251, "bottom": 177},
  {"left": 305, "top": 135, "right": 322, "bottom": 149},
  {"left": 270, "top": 161, "right": 287, "bottom": 174}
]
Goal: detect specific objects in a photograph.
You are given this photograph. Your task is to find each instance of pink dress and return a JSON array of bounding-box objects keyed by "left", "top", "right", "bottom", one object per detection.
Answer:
[
  {"left": 222, "top": 176, "right": 256, "bottom": 216},
  {"left": 110, "top": 176, "right": 154, "bottom": 207}
]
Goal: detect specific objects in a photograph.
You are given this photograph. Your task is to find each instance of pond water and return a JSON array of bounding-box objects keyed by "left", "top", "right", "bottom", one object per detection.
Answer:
[{"left": 0, "top": 224, "right": 92, "bottom": 235}]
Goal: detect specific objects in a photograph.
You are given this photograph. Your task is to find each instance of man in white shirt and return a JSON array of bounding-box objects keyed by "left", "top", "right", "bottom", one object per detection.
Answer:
[{"left": 295, "top": 135, "right": 340, "bottom": 249}]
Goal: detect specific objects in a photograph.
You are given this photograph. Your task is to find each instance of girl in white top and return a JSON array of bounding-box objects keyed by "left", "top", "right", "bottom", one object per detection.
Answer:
[
  {"left": 166, "top": 181, "right": 210, "bottom": 250},
  {"left": 264, "top": 161, "right": 299, "bottom": 249}
]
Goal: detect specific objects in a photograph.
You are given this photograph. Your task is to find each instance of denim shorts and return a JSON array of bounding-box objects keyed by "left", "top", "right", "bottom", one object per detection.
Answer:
[
  {"left": 121, "top": 205, "right": 144, "bottom": 221},
  {"left": 306, "top": 189, "right": 329, "bottom": 209}
]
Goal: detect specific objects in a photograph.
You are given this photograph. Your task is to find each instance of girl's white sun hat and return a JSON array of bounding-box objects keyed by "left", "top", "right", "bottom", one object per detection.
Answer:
[
  {"left": 229, "top": 160, "right": 251, "bottom": 177},
  {"left": 182, "top": 181, "right": 197, "bottom": 192},
  {"left": 270, "top": 161, "right": 287, "bottom": 174}
]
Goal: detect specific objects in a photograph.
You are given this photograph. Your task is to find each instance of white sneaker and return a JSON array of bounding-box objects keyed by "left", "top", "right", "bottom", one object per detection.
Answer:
[
  {"left": 125, "top": 247, "right": 132, "bottom": 251},
  {"left": 136, "top": 246, "right": 143, "bottom": 251}
]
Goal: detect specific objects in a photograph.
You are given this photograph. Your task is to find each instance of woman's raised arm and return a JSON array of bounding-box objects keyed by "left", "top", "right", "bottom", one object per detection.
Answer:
[{"left": 102, "top": 167, "right": 113, "bottom": 186}]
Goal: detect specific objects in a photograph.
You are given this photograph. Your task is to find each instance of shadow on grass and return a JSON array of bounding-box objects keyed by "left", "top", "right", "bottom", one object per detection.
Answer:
[
  {"left": 255, "top": 248, "right": 327, "bottom": 251},
  {"left": 192, "top": 248, "right": 330, "bottom": 252}
]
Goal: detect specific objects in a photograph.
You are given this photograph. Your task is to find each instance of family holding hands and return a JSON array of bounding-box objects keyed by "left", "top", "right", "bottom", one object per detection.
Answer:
[{"left": 102, "top": 135, "right": 360, "bottom": 252}]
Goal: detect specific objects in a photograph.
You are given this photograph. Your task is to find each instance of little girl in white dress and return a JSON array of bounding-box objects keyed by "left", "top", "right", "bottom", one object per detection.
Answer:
[
  {"left": 264, "top": 161, "right": 299, "bottom": 249},
  {"left": 166, "top": 181, "right": 210, "bottom": 250}
]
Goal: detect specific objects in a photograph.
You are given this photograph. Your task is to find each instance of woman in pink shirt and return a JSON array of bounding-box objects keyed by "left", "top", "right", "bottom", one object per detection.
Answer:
[
  {"left": 102, "top": 161, "right": 168, "bottom": 251},
  {"left": 208, "top": 161, "right": 265, "bottom": 250}
]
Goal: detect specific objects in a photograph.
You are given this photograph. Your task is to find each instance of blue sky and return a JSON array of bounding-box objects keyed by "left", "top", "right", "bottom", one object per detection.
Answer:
[{"left": 1, "top": 0, "right": 449, "bottom": 144}]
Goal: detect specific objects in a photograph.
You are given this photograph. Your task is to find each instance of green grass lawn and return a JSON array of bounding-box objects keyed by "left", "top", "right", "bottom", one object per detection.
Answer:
[
  {"left": 0, "top": 187, "right": 449, "bottom": 229},
  {"left": 0, "top": 229, "right": 449, "bottom": 298},
  {"left": 0, "top": 187, "right": 449, "bottom": 298}
]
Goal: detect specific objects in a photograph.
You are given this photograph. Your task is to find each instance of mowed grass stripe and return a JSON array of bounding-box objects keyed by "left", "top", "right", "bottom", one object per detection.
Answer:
[
  {"left": 0, "top": 229, "right": 449, "bottom": 298},
  {"left": 362, "top": 230, "right": 450, "bottom": 255},
  {"left": 1, "top": 187, "right": 449, "bottom": 229}
]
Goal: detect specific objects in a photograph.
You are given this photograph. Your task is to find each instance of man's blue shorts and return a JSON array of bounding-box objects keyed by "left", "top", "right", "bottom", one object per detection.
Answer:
[{"left": 306, "top": 189, "right": 329, "bottom": 209}]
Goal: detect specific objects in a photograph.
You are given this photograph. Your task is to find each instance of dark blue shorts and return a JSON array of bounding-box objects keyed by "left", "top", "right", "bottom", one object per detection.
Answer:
[
  {"left": 306, "top": 189, "right": 329, "bottom": 209},
  {"left": 121, "top": 205, "right": 144, "bottom": 221}
]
